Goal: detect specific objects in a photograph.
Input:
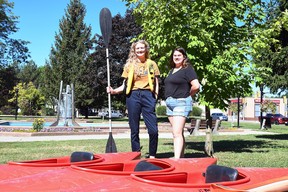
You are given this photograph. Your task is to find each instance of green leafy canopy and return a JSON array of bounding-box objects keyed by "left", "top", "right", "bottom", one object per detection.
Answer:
[{"left": 123, "top": 0, "right": 269, "bottom": 110}]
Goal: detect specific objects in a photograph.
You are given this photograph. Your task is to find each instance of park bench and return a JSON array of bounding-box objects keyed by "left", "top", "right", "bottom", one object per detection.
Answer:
[{"left": 186, "top": 119, "right": 221, "bottom": 136}]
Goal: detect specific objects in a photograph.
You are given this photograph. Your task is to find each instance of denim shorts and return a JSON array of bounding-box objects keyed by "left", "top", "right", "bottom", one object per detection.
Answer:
[{"left": 165, "top": 96, "right": 193, "bottom": 117}]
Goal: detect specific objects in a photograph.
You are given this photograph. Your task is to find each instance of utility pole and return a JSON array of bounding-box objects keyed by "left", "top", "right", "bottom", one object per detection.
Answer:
[
  {"left": 259, "top": 84, "right": 264, "bottom": 129},
  {"left": 15, "top": 88, "right": 19, "bottom": 120},
  {"left": 237, "top": 95, "right": 240, "bottom": 128}
]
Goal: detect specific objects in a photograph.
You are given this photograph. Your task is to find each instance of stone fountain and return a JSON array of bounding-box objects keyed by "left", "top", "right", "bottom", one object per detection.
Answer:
[{"left": 50, "top": 81, "right": 79, "bottom": 126}]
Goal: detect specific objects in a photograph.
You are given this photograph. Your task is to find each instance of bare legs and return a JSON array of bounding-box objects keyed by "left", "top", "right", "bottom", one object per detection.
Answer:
[{"left": 168, "top": 116, "right": 186, "bottom": 159}]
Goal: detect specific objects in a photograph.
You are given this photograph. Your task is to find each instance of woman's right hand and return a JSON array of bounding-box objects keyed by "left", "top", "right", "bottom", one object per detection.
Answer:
[
  {"left": 106, "top": 86, "right": 114, "bottom": 94},
  {"left": 107, "top": 84, "right": 125, "bottom": 95}
]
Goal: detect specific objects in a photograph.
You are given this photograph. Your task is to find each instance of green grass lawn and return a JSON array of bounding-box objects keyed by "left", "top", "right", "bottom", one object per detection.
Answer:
[{"left": 0, "top": 117, "right": 287, "bottom": 168}]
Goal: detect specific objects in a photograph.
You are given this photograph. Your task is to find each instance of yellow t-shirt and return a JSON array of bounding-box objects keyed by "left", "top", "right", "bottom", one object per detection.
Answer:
[{"left": 121, "top": 60, "right": 160, "bottom": 90}]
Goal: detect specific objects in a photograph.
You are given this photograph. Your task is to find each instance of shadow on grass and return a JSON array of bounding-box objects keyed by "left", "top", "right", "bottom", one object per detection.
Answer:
[
  {"left": 158, "top": 138, "right": 275, "bottom": 159},
  {"left": 157, "top": 142, "right": 210, "bottom": 158},
  {"left": 188, "top": 140, "right": 272, "bottom": 153},
  {"left": 156, "top": 152, "right": 209, "bottom": 158},
  {"left": 255, "top": 134, "right": 288, "bottom": 140}
]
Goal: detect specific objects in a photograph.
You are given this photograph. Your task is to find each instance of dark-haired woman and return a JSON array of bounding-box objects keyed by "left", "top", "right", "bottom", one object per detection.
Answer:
[{"left": 164, "top": 47, "right": 200, "bottom": 159}]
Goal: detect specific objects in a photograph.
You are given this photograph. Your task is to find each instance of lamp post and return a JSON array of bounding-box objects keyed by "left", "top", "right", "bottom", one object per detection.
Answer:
[
  {"left": 237, "top": 95, "right": 240, "bottom": 128},
  {"left": 15, "top": 88, "right": 19, "bottom": 120},
  {"left": 259, "top": 84, "right": 264, "bottom": 129}
]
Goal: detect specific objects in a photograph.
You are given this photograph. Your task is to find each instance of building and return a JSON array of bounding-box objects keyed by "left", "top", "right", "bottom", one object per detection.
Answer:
[{"left": 228, "top": 97, "right": 287, "bottom": 121}]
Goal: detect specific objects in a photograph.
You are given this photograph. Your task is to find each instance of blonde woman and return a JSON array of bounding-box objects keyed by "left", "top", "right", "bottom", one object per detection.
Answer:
[{"left": 107, "top": 40, "right": 160, "bottom": 158}]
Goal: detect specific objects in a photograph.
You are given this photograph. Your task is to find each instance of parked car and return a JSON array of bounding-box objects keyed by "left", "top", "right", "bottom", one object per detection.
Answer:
[
  {"left": 98, "top": 111, "right": 108, "bottom": 117},
  {"left": 258, "top": 113, "right": 288, "bottom": 125},
  {"left": 211, "top": 113, "right": 228, "bottom": 121},
  {"left": 105, "top": 110, "right": 123, "bottom": 118}
]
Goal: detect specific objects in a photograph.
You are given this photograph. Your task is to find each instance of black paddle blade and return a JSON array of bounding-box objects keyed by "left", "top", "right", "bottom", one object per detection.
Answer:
[
  {"left": 99, "top": 8, "right": 112, "bottom": 47},
  {"left": 105, "top": 132, "right": 117, "bottom": 153}
]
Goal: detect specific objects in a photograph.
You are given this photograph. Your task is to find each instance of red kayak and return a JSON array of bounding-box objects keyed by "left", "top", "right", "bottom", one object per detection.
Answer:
[
  {"left": 0, "top": 153, "right": 287, "bottom": 191},
  {"left": 67, "top": 159, "right": 288, "bottom": 192},
  {"left": 0, "top": 151, "right": 140, "bottom": 181},
  {"left": 0, "top": 157, "right": 217, "bottom": 192},
  {"left": 127, "top": 166, "right": 288, "bottom": 192}
]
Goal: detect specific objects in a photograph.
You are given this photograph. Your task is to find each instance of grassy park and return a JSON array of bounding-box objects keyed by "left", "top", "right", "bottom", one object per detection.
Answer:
[{"left": 0, "top": 117, "right": 287, "bottom": 168}]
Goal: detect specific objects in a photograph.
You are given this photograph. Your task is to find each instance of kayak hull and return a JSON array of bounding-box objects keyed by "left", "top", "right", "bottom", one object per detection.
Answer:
[
  {"left": 0, "top": 153, "right": 287, "bottom": 192},
  {"left": 0, "top": 152, "right": 140, "bottom": 181}
]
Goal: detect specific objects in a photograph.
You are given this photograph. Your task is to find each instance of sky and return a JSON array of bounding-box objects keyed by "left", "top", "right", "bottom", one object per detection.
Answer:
[
  {"left": 8, "top": 1, "right": 278, "bottom": 96},
  {"left": 11, "top": 0, "right": 127, "bottom": 66}
]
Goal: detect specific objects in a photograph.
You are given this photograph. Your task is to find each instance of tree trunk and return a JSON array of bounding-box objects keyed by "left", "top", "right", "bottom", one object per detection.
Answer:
[{"left": 205, "top": 105, "right": 214, "bottom": 157}]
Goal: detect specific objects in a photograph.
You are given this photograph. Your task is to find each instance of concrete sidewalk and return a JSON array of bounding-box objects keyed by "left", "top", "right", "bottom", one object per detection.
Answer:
[{"left": 0, "top": 128, "right": 276, "bottom": 142}]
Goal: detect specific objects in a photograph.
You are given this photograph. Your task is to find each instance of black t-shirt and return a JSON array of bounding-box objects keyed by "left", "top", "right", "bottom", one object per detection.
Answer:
[{"left": 164, "top": 65, "right": 198, "bottom": 99}]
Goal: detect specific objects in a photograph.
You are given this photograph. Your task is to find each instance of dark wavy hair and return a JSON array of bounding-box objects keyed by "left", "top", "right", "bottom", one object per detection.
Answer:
[{"left": 169, "top": 47, "right": 190, "bottom": 69}]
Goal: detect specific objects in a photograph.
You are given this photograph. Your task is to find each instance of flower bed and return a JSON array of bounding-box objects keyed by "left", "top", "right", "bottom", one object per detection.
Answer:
[{"left": 0, "top": 126, "right": 102, "bottom": 133}]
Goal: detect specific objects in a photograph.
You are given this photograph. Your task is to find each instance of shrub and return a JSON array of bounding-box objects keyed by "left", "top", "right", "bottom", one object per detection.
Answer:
[
  {"left": 190, "top": 106, "right": 203, "bottom": 116},
  {"left": 156, "top": 105, "right": 166, "bottom": 116},
  {"left": 33, "top": 118, "right": 45, "bottom": 132},
  {"left": 0, "top": 105, "right": 15, "bottom": 115},
  {"left": 42, "top": 107, "right": 55, "bottom": 116}
]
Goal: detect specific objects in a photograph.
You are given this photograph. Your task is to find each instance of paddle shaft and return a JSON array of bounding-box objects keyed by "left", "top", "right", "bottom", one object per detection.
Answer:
[
  {"left": 100, "top": 8, "right": 117, "bottom": 153},
  {"left": 106, "top": 48, "right": 112, "bottom": 132},
  {"left": 100, "top": 8, "right": 112, "bottom": 132}
]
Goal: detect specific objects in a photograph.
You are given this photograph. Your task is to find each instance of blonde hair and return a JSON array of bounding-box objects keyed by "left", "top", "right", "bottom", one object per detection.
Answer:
[{"left": 126, "top": 40, "right": 150, "bottom": 64}]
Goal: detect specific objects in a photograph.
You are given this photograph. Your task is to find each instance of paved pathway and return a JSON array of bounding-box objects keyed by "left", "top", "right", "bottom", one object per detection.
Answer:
[{"left": 0, "top": 128, "right": 276, "bottom": 142}]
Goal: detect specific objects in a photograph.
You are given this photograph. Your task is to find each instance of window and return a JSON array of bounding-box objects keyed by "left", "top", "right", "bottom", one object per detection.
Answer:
[{"left": 254, "top": 104, "right": 260, "bottom": 117}]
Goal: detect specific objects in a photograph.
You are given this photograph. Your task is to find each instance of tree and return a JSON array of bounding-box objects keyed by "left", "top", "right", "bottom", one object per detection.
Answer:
[
  {"left": 9, "top": 82, "right": 45, "bottom": 115},
  {"left": 90, "top": 9, "right": 142, "bottom": 112},
  {"left": 229, "top": 102, "right": 243, "bottom": 127},
  {"left": 0, "top": 0, "right": 30, "bottom": 66},
  {"left": 44, "top": 0, "right": 95, "bottom": 118},
  {"left": 0, "top": 65, "right": 18, "bottom": 112},
  {"left": 229, "top": 103, "right": 243, "bottom": 116},
  {"left": 254, "top": 0, "right": 288, "bottom": 95},
  {"left": 17, "top": 60, "right": 40, "bottom": 86},
  {"left": 261, "top": 100, "right": 276, "bottom": 113},
  {"left": 124, "top": 0, "right": 268, "bottom": 114},
  {"left": 0, "top": 0, "right": 30, "bottom": 114}
]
